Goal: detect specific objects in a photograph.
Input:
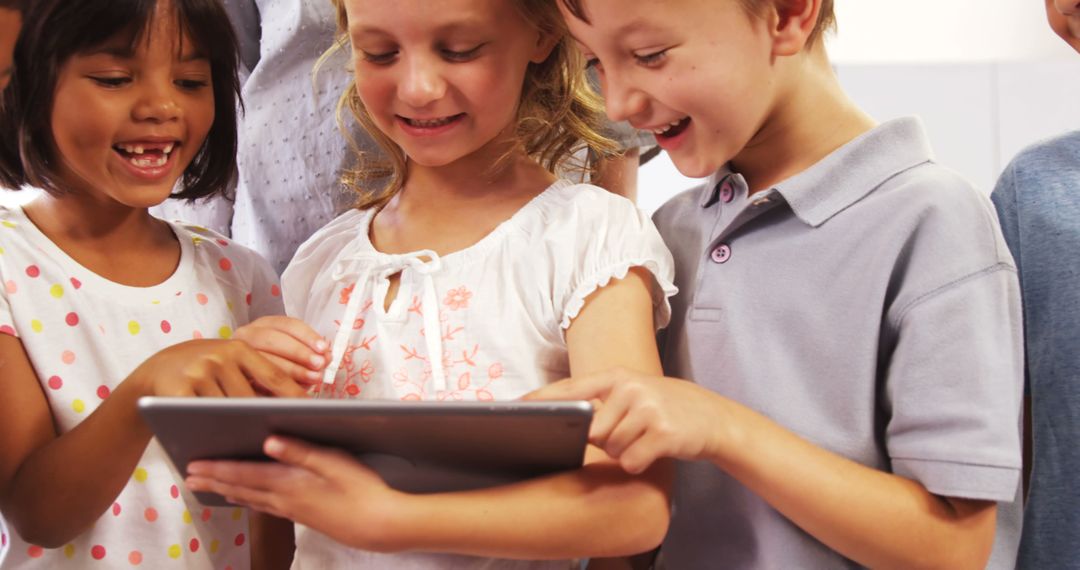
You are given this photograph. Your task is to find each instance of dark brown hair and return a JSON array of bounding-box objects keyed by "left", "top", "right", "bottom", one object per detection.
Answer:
[
  {"left": 0, "top": 0, "right": 242, "bottom": 200},
  {"left": 561, "top": 0, "right": 836, "bottom": 46}
]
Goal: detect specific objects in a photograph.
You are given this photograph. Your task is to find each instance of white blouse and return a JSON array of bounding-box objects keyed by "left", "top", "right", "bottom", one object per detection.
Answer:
[{"left": 281, "top": 180, "right": 676, "bottom": 569}]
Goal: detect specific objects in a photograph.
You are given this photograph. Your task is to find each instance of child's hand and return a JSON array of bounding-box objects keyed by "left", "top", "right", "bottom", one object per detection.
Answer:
[
  {"left": 130, "top": 339, "right": 311, "bottom": 398},
  {"left": 234, "top": 316, "right": 329, "bottom": 385},
  {"left": 185, "top": 436, "right": 401, "bottom": 552},
  {"left": 525, "top": 368, "right": 730, "bottom": 475}
]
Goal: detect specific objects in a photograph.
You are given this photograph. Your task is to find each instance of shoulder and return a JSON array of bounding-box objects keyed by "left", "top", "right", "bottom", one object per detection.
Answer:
[
  {"left": 286, "top": 208, "right": 368, "bottom": 271},
  {"left": 171, "top": 220, "right": 277, "bottom": 284},
  {"left": 1004, "top": 130, "right": 1080, "bottom": 176},
  {"left": 652, "top": 184, "right": 708, "bottom": 233}
]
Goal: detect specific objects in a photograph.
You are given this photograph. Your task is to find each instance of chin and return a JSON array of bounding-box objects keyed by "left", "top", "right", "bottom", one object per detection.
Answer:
[{"left": 669, "top": 154, "right": 721, "bottom": 179}]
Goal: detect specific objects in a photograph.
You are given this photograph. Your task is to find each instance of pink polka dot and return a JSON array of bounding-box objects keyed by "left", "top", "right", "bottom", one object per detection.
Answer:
[
  {"left": 192, "top": 330, "right": 203, "bottom": 339},
  {"left": 234, "top": 533, "right": 246, "bottom": 547},
  {"left": 27, "top": 545, "right": 43, "bottom": 558},
  {"left": 97, "top": 385, "right": 111, "bottom": 400},
  {"left": 216, "top": 239, "right": 229, "bottom": 247},
  {"left": 245, "top": 293, "right": 252, "bottom": 306},
  {"left": 65, "top": 312, "right": 79, "bottom": 326},
  {"left": 5, "top": 280, "right": 16, "bottom": 294},
  {"left": 201, "top": 508, "right": 211, "bottom": 522},
  {"left": 112, "top": 502, "right": 122, "bottom": 516},
  {"left": 2, "top": 532, "right": 6, "bottom": 546},
  {"left": 70, "top": 277, "right": 82, "bottom": 289},
  {"left": 196, "top": 293, "right": 208, "bottom": 305},
  {"left": 189, "top": 538, "right": 200, "bottom": 552},
  {"left": 25, "top": 265, "right": 39, "bottom": 278},
  {"left": 160, "top": 320, "right": 172, "bottom": 334},
  {"left": 128, "top": 551, "right": 142, "bottom": 565},
  {"left": 271, "top": 285, "right": 281, "bottom": 297},
  {"left": 0, "top": 325, "right": 15, "bottom": 336},
  {"left": 47, "top": 376, "right": 63, "bottom": 390},
  {"left": 170, "top": 485, "right": 179, "bottom": 499},
  {"left": 61, "top": 350, "right": 75, "bottom": 364},
  {"left": 219, "top": 258, "right": 232, "bottom": 271},
  {"left": 144, "top": 507, "right": 158, "bottom": 522},
  {"left": 91, "top": 544, "right": 106, "bottom": 560}
]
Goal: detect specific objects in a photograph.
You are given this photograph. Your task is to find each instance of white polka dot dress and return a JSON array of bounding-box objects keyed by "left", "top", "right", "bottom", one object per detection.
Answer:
[{"left": 0, "top": 205, "right": 282, "bottom": 569}]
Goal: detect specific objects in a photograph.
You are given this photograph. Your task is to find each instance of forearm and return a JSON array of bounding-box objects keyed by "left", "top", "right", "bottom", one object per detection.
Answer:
[
  {"left": 713, "top": 398, "right": 996, "bottom": 570},
  {"left": 4, "top": 379, "right": 152, "bottom": 547},
  {"left": 376, "top": 458, "right": 670, "bottom": 559}
]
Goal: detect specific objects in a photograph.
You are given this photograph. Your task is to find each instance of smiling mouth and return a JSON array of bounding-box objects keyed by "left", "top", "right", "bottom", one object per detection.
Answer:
[
  {"left": 112, "top": 142, "right": 178, "bottom": 168},
  {"left": 653, "top": 117, "right": 691, "bottom": 139},
  {"left": 399, "top": 114, "right": 465, "bottom": 128}
]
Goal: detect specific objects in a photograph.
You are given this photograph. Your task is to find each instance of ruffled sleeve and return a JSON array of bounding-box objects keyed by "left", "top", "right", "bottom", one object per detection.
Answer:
[
  {"left": 540, "top": 184, "right": 677, "bottom": 332},
  {"left": 281, "top": 209, "right": 367, "bottom": 321}
]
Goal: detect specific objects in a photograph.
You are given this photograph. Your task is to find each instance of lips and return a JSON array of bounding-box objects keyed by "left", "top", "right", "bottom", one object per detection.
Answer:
[
  {"left": 112, "top": 141, "right": 178, "bottom": 169},
  {"left": 401, "top": 114, "right": 464, "bottom": 128},
  {"left": 653, "top": 117, "right": 691, "bottom": 139}
]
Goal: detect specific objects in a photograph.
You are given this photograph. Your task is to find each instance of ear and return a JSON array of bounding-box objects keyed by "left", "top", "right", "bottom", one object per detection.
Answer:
[
  {"left": 767, "top": 0, "right": 822, "bottom": 57},
  {"left": 530, "top": 30, "right": 560, "bottom": 64}
]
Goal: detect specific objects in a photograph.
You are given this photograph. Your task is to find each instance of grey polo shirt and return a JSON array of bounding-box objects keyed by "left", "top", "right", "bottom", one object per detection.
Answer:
[{"left": 653, "top": 118, "right": 1023, "bottom": 569}]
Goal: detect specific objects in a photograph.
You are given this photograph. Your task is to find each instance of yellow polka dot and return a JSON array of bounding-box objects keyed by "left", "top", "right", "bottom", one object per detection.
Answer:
[
  {"left": 168, "top": 544, "right": 182, "bottom": 559},
  {"left": 0, "top": 246, "right": 5, "bottom": 255},
  {"left": 2, "top": 221, "right": 17, "bottom": 229},
  {"left": 63, "top": 544, "right": 75, "bottom": 558},
  {"left": 226, "top": 301, "right": 234, "bottom": 311},
  {"left": 218, "top": 326, "right": 232, "bottom": 339},
  {"left": 50, "top": 284, "right": 64, "bottom": 299},
  {"left": 133, "top": 467, "right": 148, "bottom": 483},
  {"left": 182, "top": 510, "right": 193, "bottom": 524},
  {"left": 151, "top": 300, "right": 160, "bottom": 305},
  {"left": 192, "top": 237, "right": 204, "bottom": 246},
  {"left": 31, "top": 319, "right": 43, "bottom": 333},
  {"left": 128, "top": 321, "right": 141, "bottom": 335},
  {"left": 231, "top": 508, "right": 243, "bottom": 521},
  {"left": 72, "top": 399, "right": 85, "bottom": 413},
  {"left": 209, "top": 540, "right": 220, "bottom": 554}
]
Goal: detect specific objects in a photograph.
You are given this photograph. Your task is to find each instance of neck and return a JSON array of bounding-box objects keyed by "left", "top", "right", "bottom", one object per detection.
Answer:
[
  {"left": 732, "top": 47, "right": 877, "bottom": 194},
  {"left": 24, "top": 192, "right": 170, "bottom": 247}
]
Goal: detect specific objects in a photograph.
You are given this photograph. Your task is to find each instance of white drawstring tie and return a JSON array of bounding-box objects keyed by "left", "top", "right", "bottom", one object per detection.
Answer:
[{"left": 322, "top": 250, "right": 447, "bottom": 396}]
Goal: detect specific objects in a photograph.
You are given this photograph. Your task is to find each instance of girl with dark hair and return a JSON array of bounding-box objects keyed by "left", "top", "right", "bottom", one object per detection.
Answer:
[{"left": 0, "top": 1, "right": 321, "bottom": 567}]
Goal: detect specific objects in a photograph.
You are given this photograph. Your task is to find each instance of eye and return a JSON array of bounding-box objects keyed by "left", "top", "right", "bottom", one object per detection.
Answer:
[
  {"left": 441, "top": 44, "right": 485, "bottom": 62},
  {"left": 88, "top": 76, "right": 130, "bottom": 88},
  {"left": 633, "top": 48, "right": 668, "bottom": 68},
  {"left": 361, "top": 50, "right": 398, "bottom": 65},
  {"left": 176, "top": 79, "right": 210, "bottom": 90}
]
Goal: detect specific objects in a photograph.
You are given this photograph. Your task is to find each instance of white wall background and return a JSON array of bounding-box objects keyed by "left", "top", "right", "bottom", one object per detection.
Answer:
[{"left": 639, "top": 1, "right": 1080, "bottom": 214}]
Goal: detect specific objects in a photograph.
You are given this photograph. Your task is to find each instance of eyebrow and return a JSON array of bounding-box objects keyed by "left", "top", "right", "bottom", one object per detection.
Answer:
[
  {"left": 85, "top": 45, "right": 208, "bottom": 63},
  {"left": 350, "top": 18, "right": 491, "bottom": 39}
]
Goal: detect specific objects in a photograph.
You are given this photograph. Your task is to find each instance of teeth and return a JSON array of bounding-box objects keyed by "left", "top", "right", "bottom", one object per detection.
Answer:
[
  {"left": 128, "top": 154, "right": 168, "bottom": 168},
  {"left": 163, "top": 143, "right": 174, "bottom": 154},
  {"left": 408, "top": 116, "right": 455, "bottom": 128},
  {"left": 117, "top": 143, "right": 176, "bottom": 155},
  {"left": 653, "top": 117, "right": 688, "bottom": 136}
]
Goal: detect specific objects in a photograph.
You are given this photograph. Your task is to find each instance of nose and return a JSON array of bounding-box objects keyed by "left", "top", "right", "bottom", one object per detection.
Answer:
[
  {"left": 132, "top": 80, "right": 181, "bottom": 123},
  {"left": 600, "top": 70, "right": 648, "bottom": 124},
  {"left": 398, "top": 55, "right": 447, "bottom": 108}
]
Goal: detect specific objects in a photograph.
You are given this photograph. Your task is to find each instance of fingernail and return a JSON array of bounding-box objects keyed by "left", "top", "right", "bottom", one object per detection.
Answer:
[
  {"left": 307, "top": 370, "right": 322, "bottom": 381},
  {"left": 315, "top": 339, "right": 329, "bottom": 352},
  {"left": 265, "top": 437, "right": 284, "bottom": 456},
  {"left": 310, "top": 355, "right": 326, "bottom": 368}
]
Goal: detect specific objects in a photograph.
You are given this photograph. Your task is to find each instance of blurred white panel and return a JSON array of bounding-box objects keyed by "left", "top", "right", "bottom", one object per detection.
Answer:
[
  {"left": 995, "top": 60, "right": 1080, "bottom": 176},
  {"left": 836, "top": 64, "right": 998, "bottom": 193},
  {"left": 829, "top": 1, "right": 1074, "bottom": 64}
]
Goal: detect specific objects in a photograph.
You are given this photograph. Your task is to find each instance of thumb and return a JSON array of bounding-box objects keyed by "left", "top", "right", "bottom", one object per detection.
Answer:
[{"left": 263, "top": 436, "right": 353, "bottom": 475}]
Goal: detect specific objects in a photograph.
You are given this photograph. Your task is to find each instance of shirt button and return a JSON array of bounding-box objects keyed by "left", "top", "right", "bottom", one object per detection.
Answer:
[
  {"left": 719, "top": 181, "right": 735, "bottom": 203},
  {"left": 710, "top": 244, "right": 732, "bottom": 264}
]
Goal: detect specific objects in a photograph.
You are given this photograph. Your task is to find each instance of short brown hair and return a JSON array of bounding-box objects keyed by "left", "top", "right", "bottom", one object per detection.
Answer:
[
  {"left": 0, "top": 0, "right": 23, "bottom": 11},
  {"left": 561, "top": 0, "right": 836, "bottom": 47},
  {"left": 325, "top": 0, "right": 617, "bottom": 210}
]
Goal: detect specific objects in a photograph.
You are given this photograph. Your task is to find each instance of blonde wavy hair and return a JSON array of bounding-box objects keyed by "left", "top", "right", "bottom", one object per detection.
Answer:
[{"left": 323, "top": 0, "right": 617, "bottom": 210}]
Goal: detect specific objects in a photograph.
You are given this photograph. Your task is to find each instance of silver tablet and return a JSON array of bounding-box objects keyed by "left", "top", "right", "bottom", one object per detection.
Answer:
[{"left": 137, "top": 397, "right": 593, "bottom": 507}]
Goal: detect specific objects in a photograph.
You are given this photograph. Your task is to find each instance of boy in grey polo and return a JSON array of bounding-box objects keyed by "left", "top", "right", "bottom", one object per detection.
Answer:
[{"left": 530, "top": 0, "right": 1024, "bottom": 568}]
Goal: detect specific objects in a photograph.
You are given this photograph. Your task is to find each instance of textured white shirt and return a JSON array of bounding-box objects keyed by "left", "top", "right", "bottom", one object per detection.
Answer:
[
  {"left": 282, "top": 181, "right": 676, "bottom": 569},
  {"left": 0, "top": 205, "right": 282, "bottom": 569}
]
